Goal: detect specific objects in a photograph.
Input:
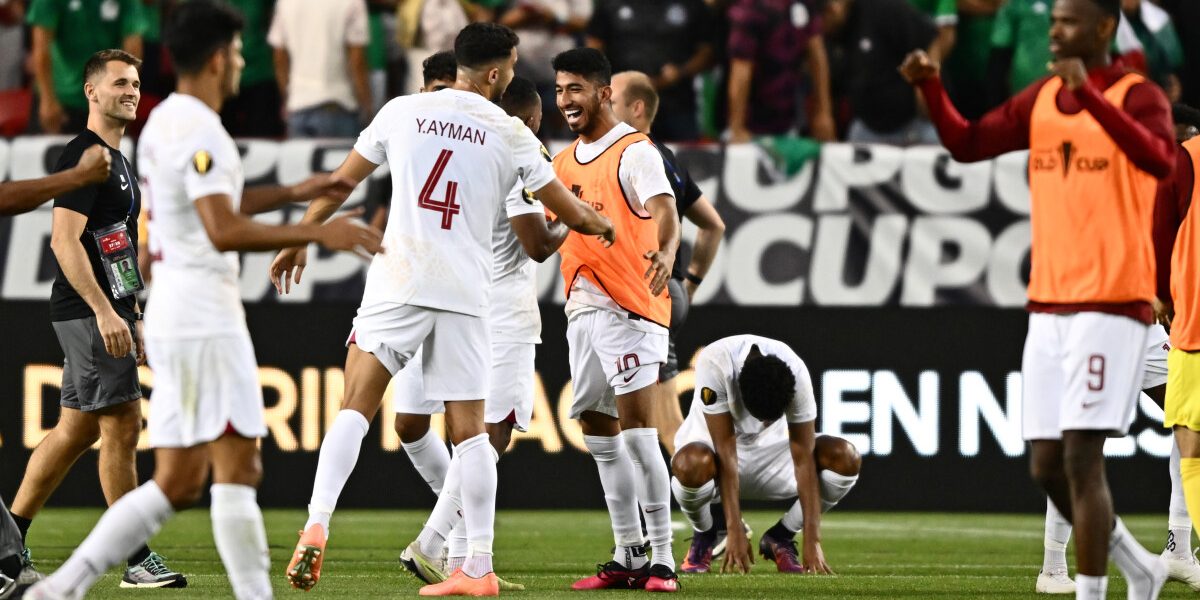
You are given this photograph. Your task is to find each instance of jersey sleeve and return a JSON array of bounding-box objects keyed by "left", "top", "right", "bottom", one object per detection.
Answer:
[
  {"left": 267, "top": 2, "right": 286, "bottom": 48},
  {"left": 26, "top": 0, "right": 60, "bottom": 30},
  {"left": 989, "top": 0, "right": 1015, "bottom": 48},
  {"left": 353, "top": 103, "right": 391, "bottom": 165},
  {"left": 52, "top": 141, "right": 98, "bottom": 216},
  {"left": 620, "top": 141, "right": 675, "bottom": 211},
  {"left": 181, "top": 131, "right": 239, "bottom": 202},
  {"left": 784, "top": 351, "right": 818, "bottom": 424},
  {"left": 345, "top": 0, "right": 369, "bottom": 47},
  {"left": 509, "top": 118, "right": 556, "bottom": 192},
  {"left": 695, "top": 346, "right": 733, "bottom": 416},
  {"left": 504, "top": 176, "right": 545, "bottom": 219}
]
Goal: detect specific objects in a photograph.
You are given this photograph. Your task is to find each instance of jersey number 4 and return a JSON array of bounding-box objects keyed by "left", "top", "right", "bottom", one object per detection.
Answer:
[{"left": 419, "top": 149, "right": 461, "bottom": 230}]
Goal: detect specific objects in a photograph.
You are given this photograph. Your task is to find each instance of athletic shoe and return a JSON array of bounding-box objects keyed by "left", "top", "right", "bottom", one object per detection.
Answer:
[
  {"left": 570, "top": 561, "right": 649, "bottom": 590},
  {"left": 1162, "top": 548, "right": 1200, "bottom": 591},
  {"left": 758, "top": 531, "right": 804, "bottom": 573},
  {"left": 286, "top": 524, "right": 327, "bottom": 591},
  {"left": 400, "top": 541, "right": 448, "bottom": 585},
  {"left": 643, "top": 564, "right": 680, "bottom": 593},
  {"left": 680, "top": 530, "right": 717, "bottom": 573},
  {"left": 1126, "top": 554, "right": 1167, "bottom": 600},
  {"left": 712, "top": 519, "right": 752, "bottom": 560},
  {"left": 418, "top": 569, "right": 498, "bottom": 597},
  {"left": 0, "top": 574, "right": 15, "bottom": 600},
  {"left": 496, "top": 575, "right": 526, "bottom": 591},
  {"left": 1035, "top": 569, "right": 1075, "bottom": 594},
  {"left": 120, "top": 552, "right": 187, "bottom": 589}
]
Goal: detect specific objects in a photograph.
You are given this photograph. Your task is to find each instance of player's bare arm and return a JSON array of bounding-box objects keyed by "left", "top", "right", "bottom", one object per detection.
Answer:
[
  {"left": 644, "top": 194, "right": 679, "bottom": 296},
  {"left": 0, "top": 145, "right": 111, "bottom": 216},
  {"left": 195, "top": 192, "right": 382, "bottom": 254},
  {"left": 789, "top": 420, "right": 832, "bottom": 574},
  {"left": 704, "top": 410, "right": 753, "bottom": 574},
  {"left": 531, "top": 178, "right": 615, "bottom": 245},
  {"left": 50, "top": 207, "right": 133, "bottom": 358},
  {"left": 682, "top": 197, "right": 724, "bottom": 301},
  {"left": 510, "top": 213, "right": 570, "bottom": 262},
  {"left": 240, "top": 173, "right": 357, "bottom": 216}
]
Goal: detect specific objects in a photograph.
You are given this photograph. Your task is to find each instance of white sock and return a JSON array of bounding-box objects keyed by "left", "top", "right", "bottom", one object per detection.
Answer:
[
  {"left": 446, "top": 555, "right": 465, "bottom": 573},
  {"left": 43, "top": 482, "right": 174, "bottom": 599},
  {"left": 211, "top": 484, "right": 272, "bottom": 600},
  {"left": 416, "top": 451, "right": 460, "bottom": 558},
  {"left": 1044, "top": 500, "right": 1071, "bottom": 573},
  {"left": 402, "top": 428, "right": 451, "bottom": 496},
  {"left": 670, "top": 478, "right": 715, "bottom": 533},
  {"left": 818, "top": 470, "right": 859, "bottom": 512},
  {"left": 1169, "top": 441, "right": 1193, "bottom": 559},
  {"left": 584, "top": 434, "right": 645, "bottom": 568},
  {"left": 782, "top": 501, "right": 804, "bottom": 532},
  {"left": 1110, "top": 517, "right": 1162, "bottom": 597},
  {"left": 622, "top": 428, "right": 674, "bottom": 570},
  {"left": 306, "top": 410, "right": 371, "bottom": 533},
  {"left": 1075, "top": 574, "right": 1107, "bottom": 599},
  {"left": 457, "top": 433, "right": 497, "bottom": 576},
  {"left": 447, "top": 521, "right": 468, "bottom": 564}
]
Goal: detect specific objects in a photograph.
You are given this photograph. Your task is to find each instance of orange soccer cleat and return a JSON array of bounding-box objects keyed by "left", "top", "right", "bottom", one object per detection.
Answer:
[
  {"left": 418, "top": 569, "right": 500, "bottom": 597},
  {"left": 286, "top": 524, "right": 327, "bottom": 591}
]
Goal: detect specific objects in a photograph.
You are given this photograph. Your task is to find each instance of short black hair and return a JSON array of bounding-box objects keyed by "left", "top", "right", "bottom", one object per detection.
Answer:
[
  {"left": 454, "top": 22, "right": 519, "bottom": 70},
  {"left": 83, "top": 49, "right": 142, "bottom": 83},
  {"left": 1174, "top": 103, "right": 1200, "bottom": 132},
  {"left": 737, "top": 347, "right": 796, "bottom": 423},
  {"left": 1091, "top": 0, "right": 1120, "bottom": 20},
  {"left": 500, "top": 76, "right": 540, "bottom": 114},
  {"left": 165, "top": 0, "right": 244, "bottom": 76},
  {"left": 552, "top": 48, "right": 612, "bottom": 86},
  {"left": 422, "top": 51, "right": 457, "bottom": 86}
]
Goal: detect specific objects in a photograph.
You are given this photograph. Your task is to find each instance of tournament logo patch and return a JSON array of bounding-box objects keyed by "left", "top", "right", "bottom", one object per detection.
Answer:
[
  {"left": 700, "top": 387, "right": 717, "bottom": 406},
  {"left": 192, "top": 150, "right": 214, "bottom": 175}
]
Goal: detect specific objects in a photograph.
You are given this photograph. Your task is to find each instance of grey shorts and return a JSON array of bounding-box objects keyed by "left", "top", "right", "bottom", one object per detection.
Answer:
[
  {"left": 51, "top": 316, "right": 142, "bottom": 412},
  {"left": 660, "top": 278, "right": 690, "bottom": 382}
]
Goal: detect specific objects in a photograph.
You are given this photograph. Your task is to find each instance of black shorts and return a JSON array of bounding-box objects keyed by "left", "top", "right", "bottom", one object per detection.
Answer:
[
  {"left": 51, "top": 316, "right": 141, "bottom": 412},
  {"left": 660, "top": 278, "right": 690, "bottom": 382}
]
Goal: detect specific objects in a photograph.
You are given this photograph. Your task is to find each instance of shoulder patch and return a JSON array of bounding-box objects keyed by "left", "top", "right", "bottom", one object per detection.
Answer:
[
  {"left": 192, "top": 150, "right": 213, "bottom": 175},
  {"left": 700, "top": 387, "right": 717, "bottom": 406}
]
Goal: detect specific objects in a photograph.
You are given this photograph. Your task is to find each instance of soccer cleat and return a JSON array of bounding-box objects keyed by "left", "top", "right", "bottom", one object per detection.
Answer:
[
  {"left": 570, "top": 561, "right": 649, "bottom": 590},
  {"left": 400, "top": 541, "right": 449, "bottom": 585},
  {"left": 496, "top": 575, "right": 526, "bottom": 591},
  {"left": 712, "top": 519, "right": 752, "bottom": 560},
  {"left": 1035, "top": 569, "right": 1075, "bottom": 594},
  {"left": 680, "top": 530, "right": 717, "bottom": 573},
  {"left": 418, "top": 569, "right": 498, "bottom": 597},
  {"left": 643, "top": 564, "right": 680, "bottom": 593},
  {"left": 1162, "top": 548, "right": 1200, "bottom": 590},
  {"left": 287, "top": 524, "right": 328, "bottom": 591},
  {"left": 120, "top": 552, "right": 187, "bottom": 588},
  {"left": 758, "top": 531, "right": 804, "bottom": 573},
  {"left": 1125, "top": 554, "right": 1167, "bottom": 600}
]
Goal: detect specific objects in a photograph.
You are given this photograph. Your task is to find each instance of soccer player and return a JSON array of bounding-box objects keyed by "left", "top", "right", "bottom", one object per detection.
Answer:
[
  {"left": 24, "top": 2, "right": 384, "bottom": 599},
  {"left": 0, "top": 145, "right": 110, "bottom": 216},
  {"left": 550, "top": 48, "right": 682, "bottom": 592},
  {"left": 901, "top": 0, "right": 1175, "bottom": 597},
  {"left": 10, "top": 48, "right": 186, "bottom": 590},
  {"left": 671, "top": 335, "right": 860, "bottom": 575},
  {"left": 271, "top": 23, "right": 613, "bottom": 597},
  {"left": 609, "top": 70, "right": 726, "bottom": 456}
]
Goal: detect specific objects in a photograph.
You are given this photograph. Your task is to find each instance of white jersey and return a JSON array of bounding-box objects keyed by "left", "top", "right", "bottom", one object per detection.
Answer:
[
  {"left": 490, "top": 176, "right": 546, "bottom": 344},
  {"left": 688, "top": 335, "right": 817, "bottom": 444},
  {"left": 137, "top": 93, "right": 247, "bottom": 339},
  {"left": 354, "top": 89, "right": 556, "bottom": 317}
]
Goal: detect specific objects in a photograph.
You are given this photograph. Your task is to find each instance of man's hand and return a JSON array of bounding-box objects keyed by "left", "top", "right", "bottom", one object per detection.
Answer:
[
  {"left": 1049, "top": 58, "right": 1087, "bottom": 91},
  {"left": 802, "top": 540, "right": 833, "bottom": 575},
  {"left": 39, "top": 96, "right": 66, "bottom": 133},
  {"left": 74, "top": 145, "right": 112, "bottom": 184},
  {"left": 656, "top": 63, "right": 682, "bottom": 89},
  {"left": 899, "top": 50, "right": 939, "bottom": 85},
  {"left": 1154, "top": 297, "right": 1174, "bottom": 330},
  {"left": 134, "top": 320, "right": 146, "bottom": 366},
  {"left": 596, "top": 217, "right": 616, "bottom": 247},
  {"left": 270, "top": 246, "right": 309, "bottom": 294},
  {"left": 96, "top": 308, "right": 133, "bottom": 358},
  {"left": 720, "top": 527, "right": 754, "bottom": 574},
  {"left": 644, "top": 248, "right": 675, "bottom": 296},
  {"left": 291, "top": 173, "right": 357, "bottom": 204},
  {"left": 316, "top": 209, "right": 385, "bottom": 258}
]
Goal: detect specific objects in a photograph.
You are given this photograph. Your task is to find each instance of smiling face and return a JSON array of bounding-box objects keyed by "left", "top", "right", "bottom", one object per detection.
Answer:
[
  {"left": 555, "top": 70, "right": 609, "bottom": 136},
  {"left": 86, "top": 60, "right": 141, "bottom": 123}
]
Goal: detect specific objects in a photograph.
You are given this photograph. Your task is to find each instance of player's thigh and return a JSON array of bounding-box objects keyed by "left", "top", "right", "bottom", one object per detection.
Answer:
[
  {"left": 53, "top": 316, "right": 141, "bottom": 413},
  {"left": 348, "top": 303, "right": 435, "bottom": 407},
  {"left": 567, "top": 312, "right": 618, "bottom": 420},
  {"left": 485, "top": 341, "right": 535, "bottom": 430},
  {"left": 1022, "top": 313, "right": 1069, "bottom": 441},
  {"left": 152, "top": 445, "right": 212, "bottom": 507},
  {"left": 422, "top": 310, "right": 489, "bottom": 402},
  {"left": 210, "top": 433, "right": 262, "bottom": 487},
  {"left": 1166, "top": 348, "right": 1200, "bottom": 434},
  {"left": 591, "top": 312, "right": 668, "bottom": 423},
  {"left": 1059, "top": 312, "right": 1148, "bottom": 435}
]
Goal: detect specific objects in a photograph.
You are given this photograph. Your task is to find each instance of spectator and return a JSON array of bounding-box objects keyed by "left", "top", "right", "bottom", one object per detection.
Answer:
[
  {"left": 269, "top": 0, "right": 372, "bottom": 138},
  {"left": 587, "top": 0, "right": 715, "bottom": 141},
  {"left": 499, "top": 0, "right": 591, "bottom": 139},
  {"left": 1159, "top": 0, "right": 1199, "bottom": 107},
  {"left": 1120, "top": 0, "right": 1184, "bottom": 102},
  {"left": 221, "top": 0, "right": 284, "bottom": 137},
  {"left": 395, "top": 0, "right": 468, "bottom": 94},
  {"left": 726, "top": 0, "right": 835, "bottom": 143},
  {"left": 824, "top": 0, "right": 939, "bottom": 145},
  {"left": 909, "top": 0, "right": 957, "bottom": 63},
  {"left": 26, "top": 0, "right": 146, "bottom": 133},
  {"left": 986, "top": 0, "right": 1050, "bottom": 107},
  {"left": 941, "top": 0, "right": 1002, "bottom": 119},
  {"left": 0, "top": 0, "right": 22, "bottom": 91}
]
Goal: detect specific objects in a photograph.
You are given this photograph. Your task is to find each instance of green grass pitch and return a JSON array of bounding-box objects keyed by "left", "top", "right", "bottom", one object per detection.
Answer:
[{"left": 21, "top": 510, "right": 1199, "bottom": 598}]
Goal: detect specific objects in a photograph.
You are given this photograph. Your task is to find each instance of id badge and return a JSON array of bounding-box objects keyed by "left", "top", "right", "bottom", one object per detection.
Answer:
[{"left": 92, "top": 221, "right": 143, "bottom": 299}]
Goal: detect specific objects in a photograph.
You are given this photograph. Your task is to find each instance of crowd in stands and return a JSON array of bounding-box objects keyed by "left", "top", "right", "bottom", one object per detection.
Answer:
[{"left": 0, "top": 0, "right": 1194, "bottom": 143}]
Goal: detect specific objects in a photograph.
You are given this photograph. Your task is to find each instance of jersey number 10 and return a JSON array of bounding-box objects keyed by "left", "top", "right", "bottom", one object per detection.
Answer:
[{"left": 419, "top": 149, "right": 461, "bottom": 230}]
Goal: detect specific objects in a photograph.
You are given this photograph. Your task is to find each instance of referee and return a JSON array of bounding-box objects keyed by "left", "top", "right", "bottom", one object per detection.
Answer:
[
  {"left": 8, "top": 49, "right": 185, "bottom": 590},
  {"left": 610, "top": 71, "right": 726, "bottom": 453}
]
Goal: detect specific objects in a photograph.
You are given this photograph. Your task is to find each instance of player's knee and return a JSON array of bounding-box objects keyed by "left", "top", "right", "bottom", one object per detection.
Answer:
[
  {"left": 671, "top": 443, "right": 717, "bottom": 487},
  {"left": 156, "top": 471, "right": 207, "bottom": 509},
  {"left": 394, "top": 415, "right": 431, "bottom": 444},
  {"left": 814, "top": 435, "right": 861, "bottom": 476},
  {"left": 99, "top": 406, "right": 142, "bottom": 449},
  {"left": 1061, "top": 445, "right": 1103, "bottom": 483},
  {"left": 1028, "top": 451, "right": 1064, "bottom": 489}
]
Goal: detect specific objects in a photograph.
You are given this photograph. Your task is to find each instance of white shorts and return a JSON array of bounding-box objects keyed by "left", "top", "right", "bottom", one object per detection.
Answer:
[
  {"left": 392, "top": 341, "right": 536, "bottom": 430},
  {"left": 1142, "top": 323, "right": 1170, "bottom": 390},
  {"left": 351, "top": 303, "right": 489, "bottom": 401},
  {"left": 1022, "top": 312, "right": 1151, "bottom": 440},
  {"left": 145, "top": 334, "right": 266, "bottom": 448},
  {"left": 566, "top": 309, "right": 668, "bottom": 420}
]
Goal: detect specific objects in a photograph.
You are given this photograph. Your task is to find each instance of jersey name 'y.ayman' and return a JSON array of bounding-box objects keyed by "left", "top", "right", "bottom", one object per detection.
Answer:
[{"left": 415, "top": 118, "right": 487, "bottom": 146}]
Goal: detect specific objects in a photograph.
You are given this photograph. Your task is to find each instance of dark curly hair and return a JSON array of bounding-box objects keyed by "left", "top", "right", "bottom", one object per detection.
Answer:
[
  {"left": 454, "top": 22, "right": 519, "bottom": 70},
  {"left": 738, "top": 346, "right": 796, "bottom": 422},
  {"left": 552, "top": 47, "right": 612, "bottom": 86},
  {"left": 422, "top": 51, "right": 457, "bottom": 87}
]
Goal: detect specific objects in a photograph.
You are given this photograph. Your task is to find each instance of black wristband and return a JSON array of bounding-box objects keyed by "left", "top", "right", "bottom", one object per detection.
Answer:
[
  {"left": 685, "top": 272, "right": 703, "bottom": 285},
  {"left": 133, "top": 312, "right": 144, "bottom": 321}
]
